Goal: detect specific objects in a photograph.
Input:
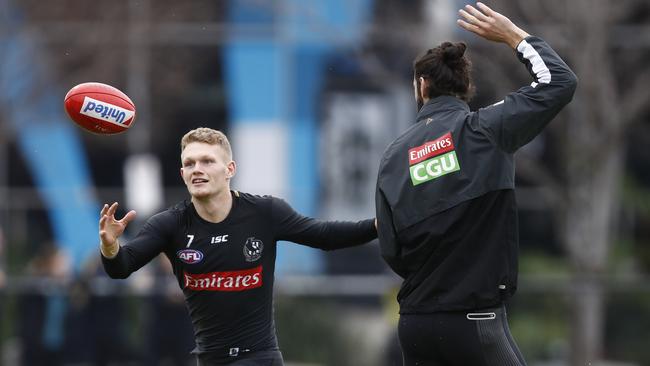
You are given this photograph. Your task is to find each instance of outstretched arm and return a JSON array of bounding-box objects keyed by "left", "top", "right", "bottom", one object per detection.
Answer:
[
  {"left": 458, "top": 2, "right": 578, "bottom": 153},
  {"left": 99, "top": 203, "right": 169, "bottom": 279},
  {"left": 272, "top": 197, "right": 377, "bottom": 250}
]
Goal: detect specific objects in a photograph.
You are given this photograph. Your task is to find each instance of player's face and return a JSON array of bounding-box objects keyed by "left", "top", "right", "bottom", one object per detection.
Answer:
[{"left": 180, "top": 142, "right": 235, "bottom": 200}]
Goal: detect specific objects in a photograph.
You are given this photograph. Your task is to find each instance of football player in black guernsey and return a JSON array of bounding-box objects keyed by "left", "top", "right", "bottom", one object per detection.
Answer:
[
  {"left": 99, "top": 127, "right": 377, "bottom": 365},
  {"left": 375, "top": 3, "right": 576, "bottom": 366}
]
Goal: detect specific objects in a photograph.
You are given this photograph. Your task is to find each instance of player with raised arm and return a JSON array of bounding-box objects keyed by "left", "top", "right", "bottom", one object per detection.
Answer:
[
  {"left": 375, "top": 3, "right": 577, "bottom": 365},
  {"left": 100, "top": 127, "right": 377, "bottom": 365}
]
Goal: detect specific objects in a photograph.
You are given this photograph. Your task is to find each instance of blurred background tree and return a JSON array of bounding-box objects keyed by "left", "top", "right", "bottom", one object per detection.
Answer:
[{"left": 471, "top": 1, "right": 650, "bottom": 364}]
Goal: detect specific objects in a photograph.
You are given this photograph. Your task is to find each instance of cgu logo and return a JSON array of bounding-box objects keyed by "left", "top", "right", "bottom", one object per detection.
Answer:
[
  {"left": 177, "top": 249, "right": 204, "bottom": 264},
  {"left": 80, "top": 96, "right": 134, "bottom": 125},
  {"left": 409, "top": 151, "right": 460, "bottom": 185},
  {"left": 408, "top": 132, "right": 461, "bottom": 186}
]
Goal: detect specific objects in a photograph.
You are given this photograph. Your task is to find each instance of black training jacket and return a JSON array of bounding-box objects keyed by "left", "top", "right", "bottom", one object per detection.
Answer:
[{"left": 376, "top": 36, "right": 577, "bottom": 313}]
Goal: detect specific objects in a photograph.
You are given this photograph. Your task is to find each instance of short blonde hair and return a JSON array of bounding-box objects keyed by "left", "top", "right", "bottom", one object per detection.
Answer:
[{"left": 180, "top": 127, "right": 232, "bottom": 160}]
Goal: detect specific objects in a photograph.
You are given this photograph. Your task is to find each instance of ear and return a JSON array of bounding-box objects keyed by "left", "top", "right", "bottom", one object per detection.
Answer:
[
  {"left": 226, "top": 160, "right": 237, "bottom": 179},
  {"left": 180, "top": 168, "right": 184, "bottom": 179},
  {"left": 419, "top": 77, "right": 428, "bottom": 97}
]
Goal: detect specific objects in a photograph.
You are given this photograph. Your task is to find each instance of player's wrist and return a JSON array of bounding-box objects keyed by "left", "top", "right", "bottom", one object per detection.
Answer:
[
  {"left": 100, "top": 239, "right": 120, "bottom": 259},
  {"left": 507, "top": 27, "right": 530, "bottom": 49}
]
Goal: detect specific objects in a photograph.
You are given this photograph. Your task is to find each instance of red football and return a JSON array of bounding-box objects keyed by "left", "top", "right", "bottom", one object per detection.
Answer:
[{"left": 64, "top": 82, "right": 136, "bottom": 134}]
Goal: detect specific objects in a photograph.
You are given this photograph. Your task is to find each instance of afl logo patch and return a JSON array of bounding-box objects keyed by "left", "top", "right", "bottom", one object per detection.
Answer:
[
  {"left": 177, "top": 249, "right": 204, "bottom": 264},
  {"left": 243, "top": 237, "right": 264, "bottom": 262}
]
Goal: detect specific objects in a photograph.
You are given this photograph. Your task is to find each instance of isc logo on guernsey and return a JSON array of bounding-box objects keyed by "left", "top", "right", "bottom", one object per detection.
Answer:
[
  {"left": 80, "top": 96, "right": 134, "bottom": 125},
  {"left": 408, "top": 132, "right": 460, "bottom": 186}
]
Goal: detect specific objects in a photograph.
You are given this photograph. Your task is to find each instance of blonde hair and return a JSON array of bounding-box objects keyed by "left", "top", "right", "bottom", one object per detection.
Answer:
[{"left": 180, "top": 127, "right": 232, "bottom": 159}]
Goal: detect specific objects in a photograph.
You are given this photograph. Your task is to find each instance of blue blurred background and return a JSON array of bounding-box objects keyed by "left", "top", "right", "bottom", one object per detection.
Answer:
[{"left": 1, "top": 0, "right": 650, "bottom": 365}]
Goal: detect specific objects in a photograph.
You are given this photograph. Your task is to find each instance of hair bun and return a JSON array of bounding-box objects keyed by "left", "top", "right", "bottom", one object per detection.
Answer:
[{"left": 440, "top": 42, "right": 467, "bottom": 66}]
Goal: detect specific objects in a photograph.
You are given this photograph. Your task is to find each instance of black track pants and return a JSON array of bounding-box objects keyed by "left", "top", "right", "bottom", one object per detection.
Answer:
[
  {"left": 398, "top": 305, "right": 527, "bottom": 366},
  {"left": 196, "top": 350, "right": 284, "bottom": 366}
]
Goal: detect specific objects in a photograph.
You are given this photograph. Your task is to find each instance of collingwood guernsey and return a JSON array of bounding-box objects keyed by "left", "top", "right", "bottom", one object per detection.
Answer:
[{"left": 102, "top": 191, "right": 376, "bottom": 364}]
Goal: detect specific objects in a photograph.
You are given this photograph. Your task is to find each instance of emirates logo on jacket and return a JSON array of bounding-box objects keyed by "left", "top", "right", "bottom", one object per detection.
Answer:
[{"left": 408, "top": 132, "right": 460, "bottom": 185}]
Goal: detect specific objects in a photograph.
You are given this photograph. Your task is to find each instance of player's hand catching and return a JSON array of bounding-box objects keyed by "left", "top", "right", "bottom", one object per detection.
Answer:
[
  {"left": 457, "top": 2, "right": 530, "bottom": 49},
  {"left": 99, "top": 202, "right": 136, "bottom": 258}
]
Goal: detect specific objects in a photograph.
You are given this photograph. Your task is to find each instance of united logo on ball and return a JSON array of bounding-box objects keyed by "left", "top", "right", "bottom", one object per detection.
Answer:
[{"left": 64, "top": 82, "right": 136, "bottom": 134}]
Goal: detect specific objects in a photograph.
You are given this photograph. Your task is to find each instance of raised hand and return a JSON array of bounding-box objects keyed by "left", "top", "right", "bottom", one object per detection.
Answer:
[
  {"left": 457, "top": 2, "right": 530, "bottom": 49},
  {"left": 99, "top": 202, "right": 136, "bottom": 257}
]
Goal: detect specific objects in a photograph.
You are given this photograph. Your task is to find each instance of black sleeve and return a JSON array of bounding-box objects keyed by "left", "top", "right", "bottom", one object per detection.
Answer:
[
  {"left": 471, "top": 36, "right": 578, "bottom": 153},
  {"left": 101, "top": 211, "right": 173, "bottom": 279},
  {"left": 375, "top": 186, "right": 408, "bottom": 278},
  {"left": 271, "top": 197, "right": 377, "bottom": 251}
]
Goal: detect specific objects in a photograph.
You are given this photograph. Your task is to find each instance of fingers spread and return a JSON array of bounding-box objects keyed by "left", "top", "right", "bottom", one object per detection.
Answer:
[
  {"left": 476, "top": 2, "right": 495, "bottom": 16},
  {"left": 457, "top": 18, "right": 470, "bottom": 30},
  {"left": 459, "top": 8, "right": 490, "bottom": 33},
  {"left": 465, "top": 4, "right": 489, "bottom": 22},
  {"left": 107, "top": 202, "right": 119, "bottom": 217},
  {"left": 457, "top": 19, "right": 484, "bottom": 36},
  {"left": 119, "top": 210, "right": 137, "bottom": 225},
  {"left": 100, "top": 203, "right": 109, "bottom": 216},
  {"left": 458, "top": 9, "right": 480, "bottom": 25}
]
